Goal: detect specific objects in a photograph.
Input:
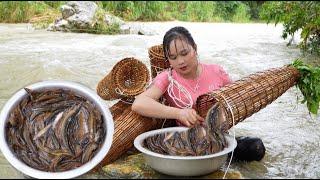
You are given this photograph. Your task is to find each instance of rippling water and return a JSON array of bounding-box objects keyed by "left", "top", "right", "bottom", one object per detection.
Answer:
[{"left": 0, "top": 22, "right": 319, "bottom": 178}]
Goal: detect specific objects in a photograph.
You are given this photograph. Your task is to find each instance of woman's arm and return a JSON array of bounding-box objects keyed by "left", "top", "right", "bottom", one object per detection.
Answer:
[
  {"left": 132, "top": 85, "right": 204, "bottom": 127},
  {"left": 132, "top": 85, "right": 179, "bottom": 120}
]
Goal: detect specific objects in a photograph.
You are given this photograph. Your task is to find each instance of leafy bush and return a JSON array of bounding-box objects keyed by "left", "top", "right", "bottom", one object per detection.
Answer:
[
  {"left": 102, "top": 1, "right": 261, "bottom": 23},
  {"left": 292, "top": 59, "right": 320, "bottom": 115},
  {"left": 232, "top": 3, "right": 250, "bottom": 23},
  {"left": 260, "top": 2, "right": 320, "bottom": 55},
  {"left": 0, "top": 1, "right": 61, "bottom": 23}
]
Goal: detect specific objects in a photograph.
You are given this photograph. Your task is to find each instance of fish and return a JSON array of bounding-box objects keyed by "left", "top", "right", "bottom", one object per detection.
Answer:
[
  {"left": 144, "top": 134, "right": 167, "bottom": 154},
  {"left": 24, "top": 88, "right": 37, "bottom": 101},
  {"left": 144, "top": 102, "right": 228, "bottom": 156},
  {"left": 54, "top": 104, "right": 82, "bottom": 155},
  {"left": 5, "top": 88, "right": 106, "bottom": 172},
  {"left": 81, "top": 142, "right": 98, "bottom": 163}
]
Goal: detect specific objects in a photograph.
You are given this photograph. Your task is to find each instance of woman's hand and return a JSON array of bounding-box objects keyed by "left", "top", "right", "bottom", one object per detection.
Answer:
[{"left": 176, "top": 108, "right": 205, "bottom": 127}]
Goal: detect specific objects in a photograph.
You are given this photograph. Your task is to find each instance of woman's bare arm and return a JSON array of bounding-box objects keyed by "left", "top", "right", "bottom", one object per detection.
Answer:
[
  {"left": 132, "top": 85, "right": 204, "bottom": 127},
  {"left": 132, "top": 85, "right": 179, "bottom": 120}
]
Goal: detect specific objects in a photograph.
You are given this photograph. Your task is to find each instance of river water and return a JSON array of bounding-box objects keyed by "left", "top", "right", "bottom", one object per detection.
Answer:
[{"left": 0, "top": 22, "right": 319, "bottom": 178}]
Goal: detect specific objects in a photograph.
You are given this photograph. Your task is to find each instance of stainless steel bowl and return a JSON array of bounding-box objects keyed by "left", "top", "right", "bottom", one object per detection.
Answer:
[
  {"left": 134, "top": 127, "right": 237, "bottom": 176},
  {"left": 0, "top": 80, "right": 114, "bottom": 179}
]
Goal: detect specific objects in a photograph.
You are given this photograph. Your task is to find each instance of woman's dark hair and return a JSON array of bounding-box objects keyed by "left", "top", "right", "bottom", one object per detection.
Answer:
[{"left": 163, "top": 26, "right": 197, "bottom": 60}]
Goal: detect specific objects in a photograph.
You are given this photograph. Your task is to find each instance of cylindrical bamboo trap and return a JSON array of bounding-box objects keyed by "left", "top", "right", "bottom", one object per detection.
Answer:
[
  {"left": 99, "top": 104, "right": 165, "bottom": 166},
  {"left": 109, "top": 100, "right": 131, "bottom": 120},
  {"left": 148, "top": 44, "right": 170, "bottom": 79},
  {"left": 196, "top": 65, "right": 300, "bottom": 130},
  {"left": 97, "top": 57, "right": 150, "bottom": 101}
]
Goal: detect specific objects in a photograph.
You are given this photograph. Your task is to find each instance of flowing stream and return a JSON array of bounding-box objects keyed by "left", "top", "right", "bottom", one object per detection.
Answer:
[{"left": 0, "top": 22, "right": 319, "bottom": 178}]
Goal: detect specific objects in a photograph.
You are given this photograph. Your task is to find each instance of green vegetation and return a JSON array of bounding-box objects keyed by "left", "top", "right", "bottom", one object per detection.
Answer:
[
  {"left": 0, "top": 1, "right": 263, "bottom": 34},
  {"left": 0, "top": 1, "right": 61, "bottom": 24},
  {"left": 260, "top": 1, "right": 320, "bottom": 55},
  {"left": 0, "top": 1, "right": 261, "bottom": 24},
  {"left": 292, "top": 59, "right": 320, "bottom": 115},
  {"left": 102, "top": 1, "right": 254, "bottom": 22},
  {"left": 0, "top": 1, "right": 119, "bottom": 34}
]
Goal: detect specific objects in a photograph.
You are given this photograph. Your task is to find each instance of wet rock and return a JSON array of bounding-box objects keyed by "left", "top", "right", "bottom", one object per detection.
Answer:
[
  {"left": 104, "top": 14, "right": 125, "bottom": 26},
  {"left": 48, "top": 19, "right": 70, "bottom": 32},
  {"left": 101, "top": 153, "right": 243, "bottom": 179},
  {"left": 66, "top": 1, "right": 98, "bottom": 29},
  {"left": 119, "top": 23, "right": 156, "bottom": 36},
  {"left": 135, "top": 25, "right": 155, "bottom": 36},
  {"left": 60, "top": 5, "right": 75, "bottom": 19},
  {"left": 119, "top": 24, "right": 130, "bottom": 34},
  {"left": 48, "top": 1, "right": 98, "bottom": 32},
  {"left": 47, "top": 1, "right": 157, "bottom": 35}
]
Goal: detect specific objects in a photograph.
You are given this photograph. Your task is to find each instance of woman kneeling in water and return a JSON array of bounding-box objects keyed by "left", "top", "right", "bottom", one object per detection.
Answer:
[{"left": 132, "top": 26, "right": 265, "bottom": 162}]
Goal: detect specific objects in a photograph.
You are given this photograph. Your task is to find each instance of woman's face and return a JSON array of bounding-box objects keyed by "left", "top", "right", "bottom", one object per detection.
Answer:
[{"left": 167, "top": 38, "right": 197, "bottom": 77}]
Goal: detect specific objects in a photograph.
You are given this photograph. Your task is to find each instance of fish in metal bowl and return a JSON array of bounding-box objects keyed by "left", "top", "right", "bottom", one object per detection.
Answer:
[
  {"left": 0, "top": 80, "right": 114, "bottom": 179},
  {"left": 134, "top": 103, "right": 237, "bottom": 176}
]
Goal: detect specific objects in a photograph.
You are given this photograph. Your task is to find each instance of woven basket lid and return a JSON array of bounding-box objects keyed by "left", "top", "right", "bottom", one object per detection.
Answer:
[
  {"left": 112, "top": 57, "right": 150, "bottom": 98},
  {"left": 97, "top": 57, "right": 150, "bottom": 101}
]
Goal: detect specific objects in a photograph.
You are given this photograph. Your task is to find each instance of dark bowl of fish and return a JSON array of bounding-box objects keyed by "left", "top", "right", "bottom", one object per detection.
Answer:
[
  {"left": 134, "top": 127, "right": 237, "bottom": 176},
  {"left": 0, "top": 80, "right": 114, "bottom": 179}
]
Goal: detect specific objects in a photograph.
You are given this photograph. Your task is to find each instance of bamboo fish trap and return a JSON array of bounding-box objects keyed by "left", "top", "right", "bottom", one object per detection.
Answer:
[
  {"left": 196, "top": 65, "right": 300, "bottom": 130},
  {"left": 94, "top": 100, "right": 176, "bottom": 167},
  {"left": 148, "top": 44, "right": 170, "bottom": 79},
  {"left": 95, "top": 56, "right": 173, "bottom": 167},
  {"left": 96, "top": 57, "right": 150, "bottom": 101},
  {"left": 99, "top": 101, "right": 166, "bottom": 166}
]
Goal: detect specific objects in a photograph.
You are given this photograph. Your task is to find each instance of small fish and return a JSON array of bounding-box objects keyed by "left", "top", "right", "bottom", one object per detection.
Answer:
[
  {"left": 6, "top": 88, "right": 106, "bottom": 172},
  {"left": 75, "top": 107, "right": 89, "bottom": 142},
  {"left": 55, "top": 104, "right": 82, "bottom": 155},
  {"left": 145, "top": 102, "right": 228, "bottom": 156},
  {"left": 22, "top": 124, "right": 37, "bottom": 152},
  {"left": 24, "top": 88, "right": 36, "bottom": 101},
  {"left": 52, "top": 112, "right": 64, "bottom": 129},
  {"left": 33, "top": 123, "right": 52, "bottom": 141},
  {"left": 81, "top": 142, "right": 98, "bottom": 163},
  {"left": 57, "top": 161, "right": 82, "bottom": 172}
]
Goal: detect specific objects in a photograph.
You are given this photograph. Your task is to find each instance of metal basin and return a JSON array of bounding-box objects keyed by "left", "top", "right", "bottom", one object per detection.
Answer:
[
  {"left": 134, "top": 127, "right": 237, "bottom": 176},
  {"left": 0, "top": 80, "right": 114, "bottom": 179}
]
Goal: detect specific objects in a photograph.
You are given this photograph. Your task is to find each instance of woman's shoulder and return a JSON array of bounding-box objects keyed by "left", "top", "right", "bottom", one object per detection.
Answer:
[
  {"left": 154, "top": 69, "right": 170, "bottom": 79},
  {"left": 152, "top": 69, "right": 170, "bottom": 92},
  {"left": 202, "top": 63, "right": 231, "bottom": 84},
  {"left": 202, "top": 63, "right": 225, "bottom": 73}
]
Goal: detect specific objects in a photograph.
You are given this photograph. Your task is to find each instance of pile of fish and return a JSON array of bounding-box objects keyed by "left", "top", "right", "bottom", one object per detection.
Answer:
[
  {"left": 5, "top": 88, "right": 106, "bottom": 172},
  {"left": 144, "top": 102, "right": 228, "bottom": 156}
]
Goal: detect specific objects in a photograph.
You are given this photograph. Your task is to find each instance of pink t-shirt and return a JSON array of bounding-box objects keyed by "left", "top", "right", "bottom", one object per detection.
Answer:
[{"left": 152, "top": 63, "right": 231, "bottom": 126}]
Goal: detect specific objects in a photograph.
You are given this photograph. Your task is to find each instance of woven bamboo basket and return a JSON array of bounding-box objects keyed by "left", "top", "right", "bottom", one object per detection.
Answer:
[
  {"left": 109, "top": 100, "right": 131, "bottom": 120},
  {"left": 99, "top": 104, "right": 165, "bottom": 166},
  {"left": 148, "top": 44, "right": 170, "bottom": 79},
  {"left": 96, "top": 71, "right": 113, "bottom": 100},
  {"left": 196, "top": 65, "right": 300, "bottom": 130},
  {"left": 97, "top": 57, "right": 150, "bottom": 101}
]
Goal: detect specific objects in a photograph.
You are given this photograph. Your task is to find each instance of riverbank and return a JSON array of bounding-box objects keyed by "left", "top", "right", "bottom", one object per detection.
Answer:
[
  {"left": 0, "top": 1, "right": 266, "bottom": 35},
  {"left": 0, "top": 1, "right": 262, "bottom": 24}
]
